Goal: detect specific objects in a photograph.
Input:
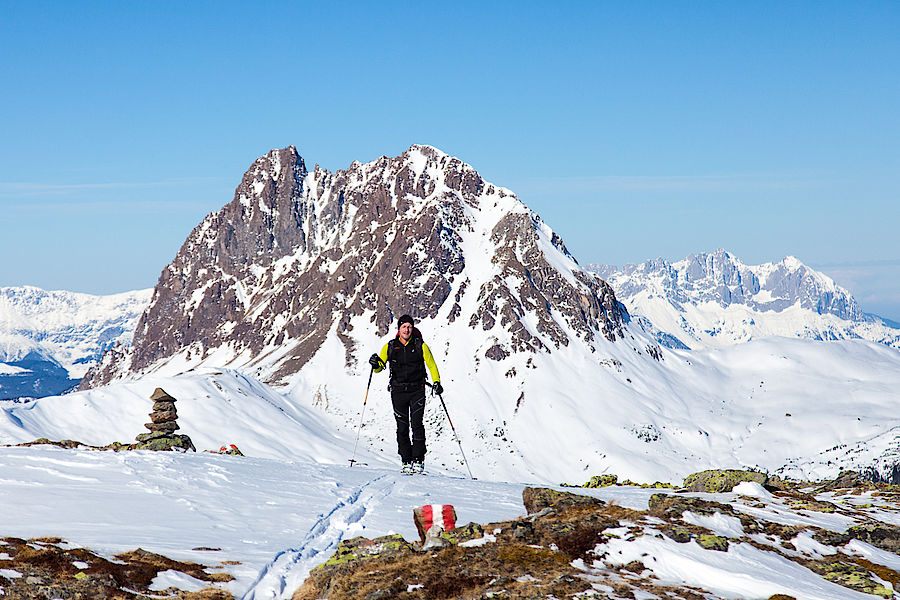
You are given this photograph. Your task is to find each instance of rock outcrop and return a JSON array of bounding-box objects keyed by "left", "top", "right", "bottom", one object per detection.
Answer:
[
  {"left": 0, "top": 536, "right": 233, "bottom": 599},
  {"left": 294, "top": 485, "right": 900, "bottom": 600},
  {"left": 682, "top": 469, "right": 770, "bottom": 493}
]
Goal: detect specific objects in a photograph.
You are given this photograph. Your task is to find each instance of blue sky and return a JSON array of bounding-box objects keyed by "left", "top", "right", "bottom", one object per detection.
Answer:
[{"left": 1, "top": 2, "right": 898, "bottom": 320}]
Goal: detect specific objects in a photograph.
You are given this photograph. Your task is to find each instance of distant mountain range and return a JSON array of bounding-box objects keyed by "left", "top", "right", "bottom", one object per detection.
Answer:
[
  {"left": 0, "top": 286, "right": 151, "bottom": 399},
  {"left": 588, "top": 249, "right": 900, "bottom": 351}
]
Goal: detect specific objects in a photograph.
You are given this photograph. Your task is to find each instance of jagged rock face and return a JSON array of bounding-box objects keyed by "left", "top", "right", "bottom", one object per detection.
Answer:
[{"left": 83, "top": 145, "right": 626, "bottom": 387}]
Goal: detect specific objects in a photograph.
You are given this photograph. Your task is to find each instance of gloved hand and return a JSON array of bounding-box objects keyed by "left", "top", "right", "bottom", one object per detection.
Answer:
[
  {"left": 432, "top": 381, "right": 443, "bottom": 396},
  {"left": 369, "top": 353, "right": 383, "bottom": 369}
]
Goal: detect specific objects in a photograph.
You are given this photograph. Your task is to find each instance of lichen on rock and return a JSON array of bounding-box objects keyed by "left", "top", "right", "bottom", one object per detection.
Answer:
[
  {"left": 321, "top": 535, "right": 414, "bottom": 569},
  {"left": 696, "top": 534, "right": 729, "bottom": 552},
  {"left": 584, "top": 474, "right": 618, "bottom": 488},
  {"left": 522, "top": 486, "right": 605, "bottom": 514},
  {"left": 682, "top": 469, "right": 769, "bottom": 493}
]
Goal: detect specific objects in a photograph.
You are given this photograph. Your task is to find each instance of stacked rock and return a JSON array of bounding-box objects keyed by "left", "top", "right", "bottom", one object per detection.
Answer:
[{"left": 134, "top": 388, "right": 196, "bottom": 452}]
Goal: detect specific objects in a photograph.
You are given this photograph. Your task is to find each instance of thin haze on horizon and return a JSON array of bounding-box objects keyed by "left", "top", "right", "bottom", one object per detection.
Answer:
[{"left": 1, "top": 2, "right": 898, "bottom": 320}]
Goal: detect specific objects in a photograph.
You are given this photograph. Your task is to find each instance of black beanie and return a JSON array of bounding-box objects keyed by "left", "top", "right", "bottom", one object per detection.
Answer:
[{"left": 397, "top": 314, "right": 415, "bottom": 328}]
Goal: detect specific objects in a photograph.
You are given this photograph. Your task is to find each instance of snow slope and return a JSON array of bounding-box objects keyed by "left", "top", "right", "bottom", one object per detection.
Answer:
[
  {"left": 0, "top": 445, "right": 526, "bottom": 599},
  {"left": 0, "top": 368, "right": 360, "bottom": 464},
  {"left": 4, "top": 335, "right": 900, "bottom": 489},
  {"left": 279, "top": 328, "right": 900, "bottom": 485},
  {"left": 3, "top": 356, "right": 900, "bottom": 597}
]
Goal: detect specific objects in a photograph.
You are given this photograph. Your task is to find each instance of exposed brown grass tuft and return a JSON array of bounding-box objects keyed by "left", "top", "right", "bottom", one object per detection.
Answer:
[{"left": 0, "top": 537, "right": 235, "bottom": 600}]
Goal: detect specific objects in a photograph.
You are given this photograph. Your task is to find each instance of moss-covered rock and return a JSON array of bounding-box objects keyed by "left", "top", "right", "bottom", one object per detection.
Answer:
[
  {"left": 845, "top": 523, "right": 900, "bottom": 553},
  {"left": 663, "top": 527, "right": 693, "bottom": 543},
  {"left": 12, "top": 436, "right": 206, "bottom": 453},
  {"left": 812, "top": 529, "right": 852, "bottom": 547},
  {"left": 814, "top": 522, "right": 900, "bottom": 554},
  {"left": 584, "top": 474, "right": 618, "bottom": 488},
  {"left": 782, "top": 496, "right": 837, "bottom": 513},
  {"left": 696, "top": 535, "right": 729, "bottom": 551},
  {"left": 683, "top": 469, "right": 767, "bottom": 493},
  {"left": 18, "top": 438, "right": 87, "bottom": 449},
  {"left": 648, "top": 494, "right": 730, "bottom": 517},
  {"left": 440, "top": 522, "right": 485, "bottom": 545},
  {"left": 815, "top": 470, "right": 862, "bottom": 492},
  {"left": 133, "top": 434, "right": 196, "bottom": 452},
  {"left": 522, "top": 487, "right": 604, "bottom": 514},
  {"left": 809, "top": 560, "right": 893, "bottom": 597},
  {"left": 621, "top": 479, "right": 677, "bottom": 489},
  {"left": 563, "top": 476, "right": 677, "bottom": 489},
  {"left": 319, "top": 535, "right": 414, "bottom": 569},
  {"left": 103, "top": 441, "right": 132, "bottom": 451}
]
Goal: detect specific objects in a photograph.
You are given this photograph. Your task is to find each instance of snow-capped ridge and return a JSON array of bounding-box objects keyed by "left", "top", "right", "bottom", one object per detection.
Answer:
[
  {"left": 588, "top": 249, "right": 898, "bottom": 350},
  {"left": 0, "top": 285, "right": 152, "bottom": 399}
]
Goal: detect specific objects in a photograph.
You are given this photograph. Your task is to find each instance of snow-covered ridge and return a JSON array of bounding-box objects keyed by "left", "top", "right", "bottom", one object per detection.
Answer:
[
  {"left": 588, "top": 249, "right": 900, "bottom": 350},
  {"left": 0, "top": 285, "right": 152, "bottom": 399}
]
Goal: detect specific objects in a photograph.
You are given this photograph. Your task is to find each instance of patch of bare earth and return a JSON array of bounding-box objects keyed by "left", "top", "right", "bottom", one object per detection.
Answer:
[{"left": 0, "top": 537, "right": 234, "bottom": 599}]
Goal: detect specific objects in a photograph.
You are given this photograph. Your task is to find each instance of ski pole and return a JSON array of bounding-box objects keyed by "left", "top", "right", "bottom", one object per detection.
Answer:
[
  {"left": 433, "top": 387, "right": 474, "bottom": 479},
  {"left": 349, "top": 366, "right": 374, "bottom": 467}
]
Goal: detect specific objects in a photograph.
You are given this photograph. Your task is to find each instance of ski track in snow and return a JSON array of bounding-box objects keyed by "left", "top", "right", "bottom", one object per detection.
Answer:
[{"left": 242, "top": 474, "right": 396, "bottom": 600}]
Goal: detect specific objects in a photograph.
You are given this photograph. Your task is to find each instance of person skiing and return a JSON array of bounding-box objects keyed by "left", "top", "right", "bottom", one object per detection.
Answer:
[{"left": 369, "top": 314, "right": 442, "bottom": 474}]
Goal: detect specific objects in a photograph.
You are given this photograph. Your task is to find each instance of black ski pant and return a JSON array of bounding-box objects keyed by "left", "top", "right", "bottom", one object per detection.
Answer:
[{"left": 391, "top": 385, "right": 426, "bottom": 464}]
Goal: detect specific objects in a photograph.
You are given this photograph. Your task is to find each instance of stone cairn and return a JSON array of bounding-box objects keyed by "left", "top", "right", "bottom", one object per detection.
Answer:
[{"left": 134, "top": 388, "right": 196, "bottom": 452}]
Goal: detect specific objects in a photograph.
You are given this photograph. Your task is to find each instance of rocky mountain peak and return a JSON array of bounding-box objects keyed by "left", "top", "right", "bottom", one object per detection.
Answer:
[{"left": 82, "top": 146, "right": 629, "bottom": 389}]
